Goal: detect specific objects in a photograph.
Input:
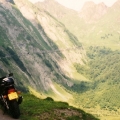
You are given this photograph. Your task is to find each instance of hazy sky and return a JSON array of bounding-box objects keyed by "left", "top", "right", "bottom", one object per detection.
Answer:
[{"left": 29, "top": 0, "right": 117, "bottom": 11}]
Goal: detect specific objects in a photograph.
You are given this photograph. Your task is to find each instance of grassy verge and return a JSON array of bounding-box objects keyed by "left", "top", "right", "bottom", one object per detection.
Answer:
[{"left": 19, "top": 93, "right": 99, "bottom": 120}]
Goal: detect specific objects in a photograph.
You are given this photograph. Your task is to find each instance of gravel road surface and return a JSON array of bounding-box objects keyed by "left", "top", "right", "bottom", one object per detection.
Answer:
[{"left": 0, "top": 109, "right": 19, "bottom": 120}]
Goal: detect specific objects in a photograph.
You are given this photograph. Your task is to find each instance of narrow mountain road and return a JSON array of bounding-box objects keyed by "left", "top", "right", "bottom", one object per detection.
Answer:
[{"left": 0, "top": 109, "right": 18, "bottom": 120}]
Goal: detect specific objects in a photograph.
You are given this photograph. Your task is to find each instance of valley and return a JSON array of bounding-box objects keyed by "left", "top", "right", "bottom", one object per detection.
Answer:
[{"left": 0, "top": 0, "right": 120, "bottom": 119}]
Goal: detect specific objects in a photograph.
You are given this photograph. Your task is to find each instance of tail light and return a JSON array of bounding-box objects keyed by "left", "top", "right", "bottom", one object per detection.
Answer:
[
  {"left": 17, "top": 91, "right": 21, "bottom": 94},
  {"left": 8, "top": 89, "right": 16, "bottom": 94},
  {"left": 3, "top": 95, "right": 7, "bottom": 99}
]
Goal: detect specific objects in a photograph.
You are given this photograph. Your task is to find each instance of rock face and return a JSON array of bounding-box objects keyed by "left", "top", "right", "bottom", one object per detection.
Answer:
[
  {"left": 0, "top": 0, "right": 84, "bottom": 100},
  {"left": 79, "top": 1, "right": 108, "bottom": 23}
]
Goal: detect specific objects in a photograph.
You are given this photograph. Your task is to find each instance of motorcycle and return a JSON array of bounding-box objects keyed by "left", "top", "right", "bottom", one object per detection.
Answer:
[{"left": 0, "top": 73, "right": 23, "bottom": 119}]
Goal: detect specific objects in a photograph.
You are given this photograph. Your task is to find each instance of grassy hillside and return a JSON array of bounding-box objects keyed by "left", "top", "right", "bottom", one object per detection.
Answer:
[
  {"left": 70, "top": 47, "right": 120, "bottom": 119},
  {"left": 19, "top": 93, "right": 99, "bottom": 120}
]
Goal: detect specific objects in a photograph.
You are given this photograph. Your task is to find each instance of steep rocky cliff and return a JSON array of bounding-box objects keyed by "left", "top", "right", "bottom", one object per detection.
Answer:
[{"left": 0, "top": 0, "right": 84, "bottom": 101}]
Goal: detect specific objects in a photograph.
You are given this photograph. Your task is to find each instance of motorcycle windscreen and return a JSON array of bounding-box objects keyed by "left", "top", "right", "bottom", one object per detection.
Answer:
[{"left": 8, "top": 92, "right": 18, "bottom": 100}]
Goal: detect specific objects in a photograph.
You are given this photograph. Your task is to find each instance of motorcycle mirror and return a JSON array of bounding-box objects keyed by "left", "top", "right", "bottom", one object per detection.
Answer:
[{"left": 9, "top": 73, "right": 13, "bottom": 77}]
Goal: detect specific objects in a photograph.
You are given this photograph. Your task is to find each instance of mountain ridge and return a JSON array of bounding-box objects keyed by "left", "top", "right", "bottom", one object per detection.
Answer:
[
  {"left": 36, "top": 0, "right": 120, "bottom": 49},
  {"left": 79, "top": 1, "right": 108, "bottom": 23}
]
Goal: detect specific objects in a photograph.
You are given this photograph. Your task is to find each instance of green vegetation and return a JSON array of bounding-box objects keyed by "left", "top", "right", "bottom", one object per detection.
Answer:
[
  {"left": 43, "top": 59, "right": 54, "bottom": 71},
  {"left": 72, "top": 46, "right": 120, "bottom": 113},
  {"left": 75, "top": 46, "right": 120, "bottom": 84},
  {"left": 5, "top": 47, "right": 28, "bottom": 73},
  {"left": 0, "top": 26, "right": 10, "bottom": 46},
  {"left": 8, "top": 0, "right": 15, "bottom": 4},
  {"left": 20, "top": 93, "right": 99, "bottom": 120}
]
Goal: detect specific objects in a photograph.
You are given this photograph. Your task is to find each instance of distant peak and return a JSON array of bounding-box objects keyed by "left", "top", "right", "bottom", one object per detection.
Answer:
[
  {"left": 81, "top": 1, "right": 107, "bottom": 10},
  {"left": 39, "top": 0, "right": 56, "bottom": 4},
  {"left": 85, "top": 1, "right": 95, "bottom": 4},
  {"left": 43, "top": 0, "right": 54, "bottom": 2},
  {"left": 83, "top": 1, "right": 95, "bottom": 7},
  {"left": 98, "top": 2, "right": 105, "bottom": 6},
  {"left": 79, "top": 1, "right": 108, "bottom": 23},
  {"left": 112, "top": 0, "right": 120, "bottom": 6}
]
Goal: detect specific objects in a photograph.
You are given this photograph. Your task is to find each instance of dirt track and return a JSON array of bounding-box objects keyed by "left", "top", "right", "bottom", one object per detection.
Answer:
[{"left": 0, "top": 109, "right": 19, "bottom": 120}]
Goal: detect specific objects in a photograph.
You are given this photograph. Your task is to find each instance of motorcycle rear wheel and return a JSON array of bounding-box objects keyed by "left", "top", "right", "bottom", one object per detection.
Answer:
[{"left": 9, "top": 100, "right": 20, "bottom": 119}]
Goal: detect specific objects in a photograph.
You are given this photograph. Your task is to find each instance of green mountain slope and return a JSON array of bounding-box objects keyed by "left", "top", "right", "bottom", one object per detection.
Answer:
[
  {"left": 85, "top": 0, "right": 120, "bottom": 50},
  {"left": 60, "top": 47, "right": 120, "bottom": 120},
  {"left": 73, "top": 47, "right": 120, "bottom": 114}
]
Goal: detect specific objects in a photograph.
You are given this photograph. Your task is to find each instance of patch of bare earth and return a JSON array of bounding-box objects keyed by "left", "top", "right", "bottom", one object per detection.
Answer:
[{"left": 36, "top": 108, "right": 82, "bottom": 120}]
